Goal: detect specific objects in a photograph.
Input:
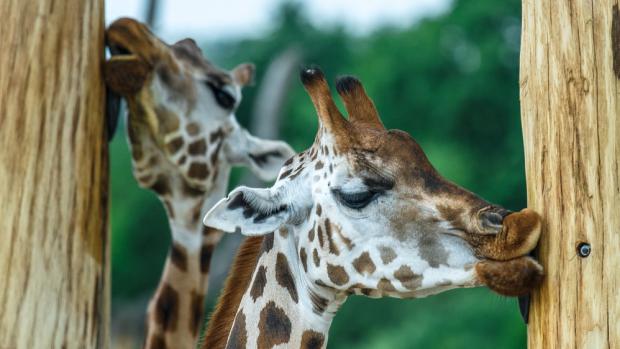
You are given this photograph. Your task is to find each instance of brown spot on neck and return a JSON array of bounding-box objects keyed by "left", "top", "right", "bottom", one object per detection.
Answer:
[
  {"left": 200, "top": 244, "right": 214, "bottom": 273},
  {"left": 170, "top": 243, "right": 188, "bottom": 271},
  {"left": 275, "top": 253, "right": 299, "bottom": 303},
  {"left": 225, "top": 311, "right": 247, "bottom": 349},
  {"left": 190, "top": 290, "right": 205, "bottom": 337},
  {"left": 250, "top": 265, "right": 267, "bottom": 301},
  {"left": 257, "top": 301, "right": 292, "bottom": 349},
  {"left": 154, "top": 284, "right": 179, "bottom": 331},
  {"left": 301, "top": 330, "right": 325, "bottom": 349}
]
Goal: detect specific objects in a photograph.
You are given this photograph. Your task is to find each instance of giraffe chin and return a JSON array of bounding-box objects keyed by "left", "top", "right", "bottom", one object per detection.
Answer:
[{"left": 475, "top": 256, "right": 544, "bottom": 297}]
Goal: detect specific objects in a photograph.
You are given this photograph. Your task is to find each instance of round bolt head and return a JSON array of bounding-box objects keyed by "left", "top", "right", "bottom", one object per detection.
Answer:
[{"left": 577, "top": 243, "right": 591, "bottom": 257}]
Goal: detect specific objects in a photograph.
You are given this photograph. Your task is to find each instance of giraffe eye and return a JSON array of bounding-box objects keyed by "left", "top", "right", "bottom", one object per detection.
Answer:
[
  {"left": 333, "top": 189, "right": 379, "bottom": 209},
  {"left": 205, "top": 81, "right": 236, "bottom": 109}
]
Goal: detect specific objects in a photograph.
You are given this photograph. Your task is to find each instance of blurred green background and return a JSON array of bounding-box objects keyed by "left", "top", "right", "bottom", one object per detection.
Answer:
[{"left": 109, "top": 0, "right": 528, "bottom": 347}]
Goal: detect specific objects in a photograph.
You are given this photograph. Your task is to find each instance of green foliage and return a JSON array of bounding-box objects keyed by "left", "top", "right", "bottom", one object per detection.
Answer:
[{"left": 110, "top": 0, "right": 529, "bottom": 346}]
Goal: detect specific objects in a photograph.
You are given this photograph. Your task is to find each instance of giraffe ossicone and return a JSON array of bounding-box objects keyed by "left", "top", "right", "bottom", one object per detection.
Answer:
[
  {"left": 202, "top": 67, "right": 543, "bottom": 348},
  {"left": 103, "top": 18, "right": 295, "bottom": 349}
]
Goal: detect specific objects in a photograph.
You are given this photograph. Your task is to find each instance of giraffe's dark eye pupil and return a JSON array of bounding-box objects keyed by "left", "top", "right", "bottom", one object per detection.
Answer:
[
  {"left": 333, "top": 189, "right": 378, "bottom": 209},
  {"left": 205, "top": 81, "right": 235, "bottom": 109}
]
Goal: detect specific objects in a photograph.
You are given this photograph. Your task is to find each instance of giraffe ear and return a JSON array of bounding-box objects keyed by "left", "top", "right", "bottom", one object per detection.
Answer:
[
  {"left": 223, "top": 127, "right": 296, "bottom": 181},
  {"left": 232, "top": 63, "right": 255, "bottom": 86},
  {"left": 103, "top": 55, "right": 151, "bottom": 95},
  {"left": 203, "top": 187, "right": 289, "bottom": 236}
]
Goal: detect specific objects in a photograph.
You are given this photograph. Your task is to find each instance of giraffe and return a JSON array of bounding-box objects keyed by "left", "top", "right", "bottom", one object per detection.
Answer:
[
  {"left": 103, "top": 18, "right": 295, "bottom": 349},
  {"left": 201, "top": 68, "right": 543, "bottom": 348}
]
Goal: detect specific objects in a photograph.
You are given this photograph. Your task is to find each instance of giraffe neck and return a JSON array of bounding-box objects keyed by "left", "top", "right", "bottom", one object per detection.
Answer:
[
  {"left": 143, "top": 176, "right": 228, "bottom": 348},
  {"left": 224, "top": 229, "right": 345, "bottom": 349}
]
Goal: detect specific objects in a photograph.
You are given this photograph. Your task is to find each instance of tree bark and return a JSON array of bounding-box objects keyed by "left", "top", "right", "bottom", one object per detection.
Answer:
[
  {"left": 520, "top": 0, "right": 619, "bottom": 348},
  {"left": 0, "top": 1, "right": 109, "bottom": 348}
]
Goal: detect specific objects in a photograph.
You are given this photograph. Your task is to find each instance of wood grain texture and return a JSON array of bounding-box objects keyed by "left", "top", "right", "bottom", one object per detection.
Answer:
[
  {"left": 520, "top": 0, "right": 620, "bottom": 348},
  {"left": 0, "top": 0, "right": 109, "bottom": 348}
]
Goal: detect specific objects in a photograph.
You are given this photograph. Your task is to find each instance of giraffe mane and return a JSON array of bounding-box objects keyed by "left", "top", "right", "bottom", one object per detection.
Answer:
[{"left": 200, "top": 236, "right": 264, "bottom": 348}]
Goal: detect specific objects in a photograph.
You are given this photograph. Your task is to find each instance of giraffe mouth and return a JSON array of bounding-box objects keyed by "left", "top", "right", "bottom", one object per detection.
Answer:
[{"left": 108, "top": 44, "right": 132, "bottom": 57}]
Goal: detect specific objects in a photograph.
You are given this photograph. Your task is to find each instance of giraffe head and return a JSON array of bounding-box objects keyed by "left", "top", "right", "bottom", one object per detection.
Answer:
[
  {"left": 104, "top": 18, "right": 294, "bottom": 200},
  {"left": 205, "top": 68, "right": 542, "bottom": 299}
]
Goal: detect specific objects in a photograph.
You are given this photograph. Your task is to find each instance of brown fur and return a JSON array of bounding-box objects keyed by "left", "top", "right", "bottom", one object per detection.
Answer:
[
  {"left": 201, "top": 236, "right": 264, "bottom": 349},
  {"left": 476, "top": 256, "right": 544, "bottom": 296}
]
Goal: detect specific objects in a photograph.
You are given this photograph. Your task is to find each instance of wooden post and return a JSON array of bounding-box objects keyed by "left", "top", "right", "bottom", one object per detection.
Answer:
[
  {"left": 0, "top": 0, "right": 108, "bottom": 348},
  {"left": 520, "top": 0, "right": 619, "bottom": 348}
]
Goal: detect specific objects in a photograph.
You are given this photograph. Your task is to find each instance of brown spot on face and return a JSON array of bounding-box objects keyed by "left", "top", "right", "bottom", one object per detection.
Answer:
[
  {"left": 157, "top": 107, "right": 180, "bottom": 134},
  {"left": 352, "top": 252, "right": 376, "bottom": 275},
  {"left": 394, "top": 265, "right": 422, "bottom": 290},
  {"left": 226, "top": 311, "right": 247, "bottom": 349},
  {"left": 312, "top": 249, "right": 320, "bottom": 267},
  {"left": 170, "top": 243, "right": 188, "bottom": 271},
  {"left": 324, "top": 219, "right": 339, "bottom": 255},
  {"left": 188, "top": 162, "right": 209, "bottom": 179},
  {"left": 437, "top": 204, "right": 466, "bottom": 231},
  {"left": 250, "top": 265, "right": 267, "bottom": 301},
  {"left": 166, "top": 137, "right": 184, "bottom": 154},
  {"left": 418, "top": 235, "right": 448, "bottom": 268},
  {"left": 279, "top": 227, "right": 289, "bottom": 238},
  {"left": 257, "top": 301, "right": 292, "bottom": 349},
  {"left": 177, "top": 155, "right": 187, "bottom": 165},
  {"left": 190, "top": 290, "right": 204, "bottom": 336},
  {"left": 150, "top": 175, "right": 171, "bottom": 196},
  {"left": 154, "top": 284, "right": 179, "bottom": 331},
  {"left": 300, "top": 248, "right": 308, "bottom": 272},
  {"left": 276, "top": 253, "right": 299, "bottom": 303},
  {"left": 188, "top": 139, "right": 207, "bottom": 155},
  {"left": 377, "top": 278, "right": 396, "bottom": 292},
  {"left": 327, "top": 263, "right": 349, "bottom": 286},
  {"left": 317, "top": 225, "right": 325, "bottom": 248},
  {"left": 316, "top": 204, "right": 322, "bottom": 216},
  {"left": 210, "top": 128, "right": 225, "bottom": 143},
  {"left": 200, "top": 244, "right": 214, "bottom": 273},
  {"left": 262, "top": 233, "right": 274, "bottom": 254},
  {"left": 278, "top": 168, "right": 293, "bottom": 180},
  {"left": 186, "top": 122, "right": 201, "bottom": 136},
  {"left": 308, "top": 225, "right": 315, "bottom": 242},
  {"left": 301, "top": 330, "right": 325, "bottom": 349},
  {"left": 335, "top": 226, "right": 354, "bottom": 250},
  {"left": 315, "top": 161, "right": 324, "bottom": 170},
  {"left": 379, "top": 246, "right": 397, "bottom": 264}
]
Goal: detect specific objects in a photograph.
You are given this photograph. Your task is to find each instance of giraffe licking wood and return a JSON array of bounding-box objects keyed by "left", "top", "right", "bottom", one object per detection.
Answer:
[
  {"left": 201, "top": 68, "right": 543, "bottom": 348},
  {"left": 103, "top": 18, "right": 295, "bottom": 349}
]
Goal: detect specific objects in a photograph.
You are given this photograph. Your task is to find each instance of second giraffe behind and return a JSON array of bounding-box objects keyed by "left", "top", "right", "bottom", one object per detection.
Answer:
[
  {"left": 103, "top": 18, "right": 295, "bottom": 349},
  {"left": 202, "top": 68, "right": 543, "bottom": 348}
]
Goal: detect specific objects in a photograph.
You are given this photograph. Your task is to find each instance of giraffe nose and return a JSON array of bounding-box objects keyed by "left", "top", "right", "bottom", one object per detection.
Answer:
[{"left": 479, "top": 207, "right": 512, "bottom": 232}]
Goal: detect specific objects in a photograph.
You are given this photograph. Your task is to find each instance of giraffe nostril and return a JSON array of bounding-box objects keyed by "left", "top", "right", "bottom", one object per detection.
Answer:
[{"left": 480, "top": 210, "right": 505, "bottom": 231}]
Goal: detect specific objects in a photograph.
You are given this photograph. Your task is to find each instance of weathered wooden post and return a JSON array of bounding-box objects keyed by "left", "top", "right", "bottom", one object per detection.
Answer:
[
  {"left": 0, "top": 0, "right": 109, "bottom": 348},
  {"left": 520, "top": 0, "right": 619, "bottom": 347}
]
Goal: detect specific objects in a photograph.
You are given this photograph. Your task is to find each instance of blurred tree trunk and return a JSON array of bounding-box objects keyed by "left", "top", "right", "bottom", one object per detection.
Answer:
[
  {"left": 520, "top": 0, "right": 619, "bottom": 347},
  {"left": 144, "top": 0, "right": 161, "bottom": 28},
  {"left": 0, "top": 0, "right": 109, "bottom": 348}
]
